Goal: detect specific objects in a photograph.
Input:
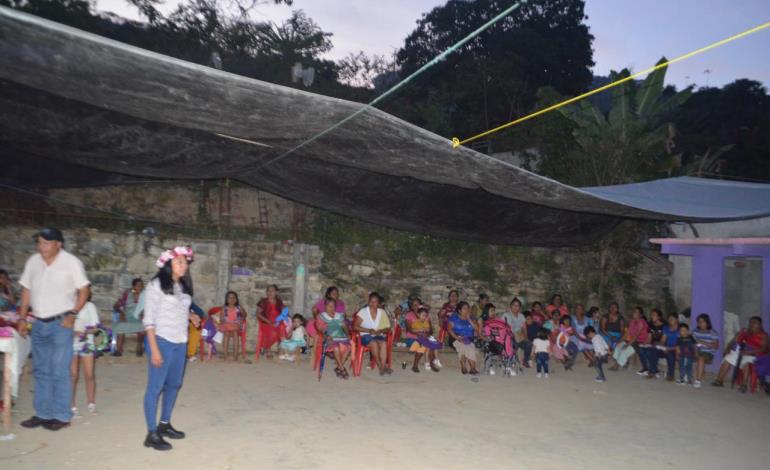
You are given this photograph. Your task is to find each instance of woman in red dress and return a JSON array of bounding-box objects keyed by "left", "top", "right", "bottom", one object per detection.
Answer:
[{"left": 256, "top": 285, "right": 284, "bottom": 359}]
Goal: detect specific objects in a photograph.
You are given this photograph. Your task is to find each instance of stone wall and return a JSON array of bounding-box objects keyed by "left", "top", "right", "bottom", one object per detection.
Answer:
[
  {"left": 42, "top": 182, "right": 311, "bottom": 233},
  {"left": 0, "top": 224, "right": 674, "bottom": 352}
]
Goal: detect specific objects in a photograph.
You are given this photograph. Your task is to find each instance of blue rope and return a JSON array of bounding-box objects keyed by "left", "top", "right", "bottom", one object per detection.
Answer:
[{"left": 258, "top": 0, "right": 528, "bottom": 169}]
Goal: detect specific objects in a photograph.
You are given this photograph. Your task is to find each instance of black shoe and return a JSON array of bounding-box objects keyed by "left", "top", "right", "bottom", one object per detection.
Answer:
[
  {"left": 112, "top": 351, "right": 123, "bottom": 357},
  {"left": 144, "top": 431, "right": 172, "bottom": 451},
  {"left": 157, "top": 422, "right": 185, "bottom": 439},
  {"left": 21, "top": 416, "right": 50, "bottom": 428},
  {"left": 43, "top": 419, "right": 70, "bottom": 431}
]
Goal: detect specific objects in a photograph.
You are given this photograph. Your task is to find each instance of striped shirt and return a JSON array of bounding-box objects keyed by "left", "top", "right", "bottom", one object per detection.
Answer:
[{"left": 693, "top": 328, "right": 719, "bottom": 354}]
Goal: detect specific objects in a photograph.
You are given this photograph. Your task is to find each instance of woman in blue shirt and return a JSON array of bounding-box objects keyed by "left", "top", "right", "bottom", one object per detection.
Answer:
[{"left": 448, "top": 301, "right": 479, "bottom": 375}]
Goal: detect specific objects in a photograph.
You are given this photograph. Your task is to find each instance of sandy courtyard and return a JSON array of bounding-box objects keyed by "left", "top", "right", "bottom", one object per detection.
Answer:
[{"left": 2, "top": 352, "right": 770, "bottom": 470}]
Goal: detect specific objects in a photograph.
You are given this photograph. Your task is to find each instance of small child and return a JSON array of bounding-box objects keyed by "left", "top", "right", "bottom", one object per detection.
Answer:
[
  {"left": 71, "top": 298, "right": 101, "bottom": 416},
  {"left": 409, "top": 306, "right": 441, "bottom": 373},
  {"left": 585, "top": 326, "right": 609, "bottom": 382},
  {"left": 279, "top": 314, "right": 308, "bottom": 362},
  {"left": 532, "top": 328, "right": 551, "bottom": 378},
  {"left": 201, "top": 314, "right": 220, "bottom": 361},
  {"left": 676, "top": 324, "right": 696, "bottom": 385}
]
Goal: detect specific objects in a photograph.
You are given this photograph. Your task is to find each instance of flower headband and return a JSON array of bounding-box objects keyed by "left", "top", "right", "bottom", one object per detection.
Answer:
[{"left": 156, "top": 246, "right": 194, "bottom": 268}]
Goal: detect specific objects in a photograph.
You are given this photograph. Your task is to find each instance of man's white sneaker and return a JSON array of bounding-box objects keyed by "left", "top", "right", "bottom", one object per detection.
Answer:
[{"left": 536, "top": 372, "right": 542, "bottom": 378}]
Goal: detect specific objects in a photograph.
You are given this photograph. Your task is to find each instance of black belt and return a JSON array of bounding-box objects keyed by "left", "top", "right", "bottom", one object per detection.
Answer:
[{"left": 37, "top": 311, "right": 74, "bottom": 323}]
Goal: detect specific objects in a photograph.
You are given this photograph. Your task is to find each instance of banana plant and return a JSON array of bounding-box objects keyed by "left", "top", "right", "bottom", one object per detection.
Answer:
[{"left": 539, "top": 58, "right": 692, "bottom": 186}]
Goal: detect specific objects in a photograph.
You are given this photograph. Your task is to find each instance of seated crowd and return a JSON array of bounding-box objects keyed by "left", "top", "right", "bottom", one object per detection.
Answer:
[{"left": 3, "top": 268, "right": 769, "bottom": 393}]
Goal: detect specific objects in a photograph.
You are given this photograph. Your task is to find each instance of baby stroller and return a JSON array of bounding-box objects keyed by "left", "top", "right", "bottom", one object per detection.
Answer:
[{"left": 482, "top": 318, "right": 520, "bottom": 376}]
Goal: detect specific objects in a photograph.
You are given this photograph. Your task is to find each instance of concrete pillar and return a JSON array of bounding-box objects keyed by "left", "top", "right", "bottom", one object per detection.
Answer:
[
  {"left": 690, "top": 252, "right": 725, "bottom": 369},
  {"left": 292, "top": 243, "right": 309, "bottom": 316},
  {"left": 216, "top": 240, "right": 232, "bottom": 304}
]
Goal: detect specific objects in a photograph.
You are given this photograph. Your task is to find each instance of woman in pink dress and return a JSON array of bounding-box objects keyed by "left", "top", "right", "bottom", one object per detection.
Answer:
[
  {"left": 308, "top": 286, "right": 346, "bottom": 343},
  {"left": 256, "top": 285, "right": 284, "bottom": 359}
]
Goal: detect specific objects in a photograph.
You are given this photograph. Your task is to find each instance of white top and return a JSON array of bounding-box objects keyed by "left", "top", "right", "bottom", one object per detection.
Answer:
[
  {"left": 142, "top": 279, "right": 192, "bottom": 344},
  {"left": 533, "top": 338, "right": 551, "bottom": 354},
  {"left": 74, "top": 302, "right": 100, "bottom": 332},
  {"left": 290, "top": 325, "right": 306, "bottom": 341},
  {"left": 592, "top": 334, "right": 609, "bottom": 356},
  {"left": 19, "top": 249, "right": 90, "bottom": 318},
  {"left": 356, "top": 306, "right": 388, "bottom": 335}
]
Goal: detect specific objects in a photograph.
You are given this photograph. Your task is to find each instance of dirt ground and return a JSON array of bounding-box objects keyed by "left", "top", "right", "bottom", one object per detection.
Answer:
[{"left": 2, "top": 351, "right": 770, "bottom": 470}]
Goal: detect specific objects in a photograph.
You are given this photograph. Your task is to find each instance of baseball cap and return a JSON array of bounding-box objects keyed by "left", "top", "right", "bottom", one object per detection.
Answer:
[{"left": 35, "top": 227, "right": 64, "bottom": 243}]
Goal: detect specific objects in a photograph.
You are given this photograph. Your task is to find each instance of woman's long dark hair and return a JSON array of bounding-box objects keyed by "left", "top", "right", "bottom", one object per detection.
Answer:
[
  {"left": 153, "top": 260, "right": 193, "bottom": 296},
  {"left": 225, "top": 290, "right": 240, "bottom": 306},
  {"left": 324, "top": 286, "right": 338, "bottom": 300}
]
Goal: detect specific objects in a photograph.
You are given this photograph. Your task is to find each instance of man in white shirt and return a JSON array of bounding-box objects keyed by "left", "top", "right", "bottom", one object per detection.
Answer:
[{"left": 17, "top": 228, "right": 90, "bottom": 431}]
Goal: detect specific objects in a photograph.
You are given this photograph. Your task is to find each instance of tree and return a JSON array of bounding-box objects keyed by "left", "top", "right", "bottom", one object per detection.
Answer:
[
  {"left": 532, "top": 60, "right": 692, "bottom": 304},
  {"left": 673, "top": 79, "right": 770, "bottom": 181},
  {"left": 337, "top": 51, "right": 391, "bottom": 89},
  {"left": 536, "top": 59, "right": 692, "bottom": 186},
  {"left": 386, "top": 0, "right": 594, "bottom": 152}
]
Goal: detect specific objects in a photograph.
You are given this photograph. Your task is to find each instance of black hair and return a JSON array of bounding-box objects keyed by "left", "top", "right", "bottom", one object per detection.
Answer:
[
  {"left": 559, "top": 315, "right": 571, "bottom": 325},
  {"left": 131, "top": 277, "right": 143, "bottom": 287},
  {"left": 324, "top": 286, "right": 338, "bottom": 300},
  {"left": 368, "top": 291, "right": 381, "bottom": 302},
  {"left": 667, "top": 312, "right": 678, "bottom": 320},
  {"left": 482, "top": 303, "right": 495, "bottom": 318},
  {"left": 510, "top": 297, "right": 522, "bottom": 307},
  {"left": 696, "top": 313, "right": 712, "bottom": 330},
  {"left": 587, "top": 307, "right": 599, "bottom": 317},
  {"left": 225, "top": 290, "right": 240, "bottom": 306},
  {"left": 679, "top": 323, "right": 690, "bottom": 331},
  {"left": 532, "top": 301, "right": 543, "bottom": 309},
  {"left": 448, "top": 289, "right": 459, "bottom": 298},
  {"left": 478, "top": 293, "right": 489, "bottom": 301},
  {"left": 153, "top": 260, "right": 193, "bottom": 296},
  {"left": 750, "top": 316, "right": 763, "bottom": 325},
  {"left": 550, "top": 294, "right": 562, "bottom": 304},
  {"left": 537, "top": 328, "right": 549, "bottom": 340},
  {"left": 609, "top": 302, "right": 620, "bottom": 311},
  {"left": 456, "top": 301, "right": 470, "bottom": 313},
  {"left": 417, "top": 306, "right": 429, "bottom": 314},
  {"left": 0, "top": 269, "right": 8, "bottom": 276},
  {"left": 583, "top": 325, "right": 596, "bottom": 336},
  {"left": 292, "top": 313, "right": 306, "bottom": 326},
  {"left": 523, "top": 311, "right": 532, "bottom": 318}
]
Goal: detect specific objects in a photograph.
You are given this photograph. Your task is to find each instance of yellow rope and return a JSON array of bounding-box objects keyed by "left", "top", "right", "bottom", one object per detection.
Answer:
[{"left": 452, "top": 21, "right": 770, "bottom": 148}]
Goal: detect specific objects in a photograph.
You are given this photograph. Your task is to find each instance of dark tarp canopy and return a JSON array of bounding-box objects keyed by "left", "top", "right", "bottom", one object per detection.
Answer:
[{"left": 2, "top": 8, "right": 769, "bottom": 246}]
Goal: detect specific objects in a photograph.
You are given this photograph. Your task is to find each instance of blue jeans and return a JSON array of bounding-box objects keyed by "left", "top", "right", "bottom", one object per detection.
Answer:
[
  {"left": 31, "top": 317, "right": 74, "bottom": 422},
  {"left": 143, "top": 337, "right": 187, "bottom": 432},
  {"left": 595, "top": 354, "right": 608, "bottom": 380},
  {"left": 535, "top": 352, "right": 549, "bottom": 374},
  {"left": 639, "top": 346, "right": 658, "bottom": 374},
  {"left": 517, "top": 340, "right": 532, "bottom": 364},
  {"left": 679, "top": 356, "right": 693, "bottom": 381}
]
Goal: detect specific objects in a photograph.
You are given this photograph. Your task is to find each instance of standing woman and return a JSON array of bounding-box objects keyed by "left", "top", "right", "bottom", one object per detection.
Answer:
[
  {"left": 142, "top": 246, "right": 200, "bottom": 451},
  {"left": 256, "top": 285, "right": 284, "bottom": 359}
]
